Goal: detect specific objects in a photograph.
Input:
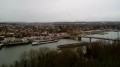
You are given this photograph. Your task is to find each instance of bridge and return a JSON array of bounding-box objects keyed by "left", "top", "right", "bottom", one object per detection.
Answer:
[
  {"left": 57, "top": 36, "right": 120, "bottom": 49},
  {"left": 60, "top": 35, "right": 120, "bottom": 44},
  {"left": 78, "top": 36, "right": 120, "bottom": 41}
]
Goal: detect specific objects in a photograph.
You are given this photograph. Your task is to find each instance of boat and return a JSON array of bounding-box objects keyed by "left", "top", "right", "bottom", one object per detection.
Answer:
[
  {"left": 99, "top": 32, "right": 105, "bottom": 35},
  {"left": 32, "top": 39, "right": 58, "bottom": 46},
  {"left": 4, "top": 41, "right": 30, "bottom": 47},
  {"left": 114, "top": 31, "right": 118, "bottom": 32},
  {"left": 32, "top": 41, "right": 40, "bottom": 45},
  {"left": 0, "top": 44, "right": 3, "bottom": 49},
  {"left": 114, "top": 30, "right": 119, "bottom": 32}
]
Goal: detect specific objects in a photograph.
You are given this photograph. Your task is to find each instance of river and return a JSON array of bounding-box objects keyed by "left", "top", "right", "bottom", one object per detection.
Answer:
[
  {"left": 0, "top": 31, "right": 120, "bottom": 66},
  {"left": 82, "top": 31, "right": 120, "bottom": 42},
  {"left": 0, "top": 39, "right": 80, "bottom": 66}
]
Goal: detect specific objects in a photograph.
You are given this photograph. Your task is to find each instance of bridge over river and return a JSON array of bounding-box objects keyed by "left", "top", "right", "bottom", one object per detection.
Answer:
[
  {"left": 78, "top": 36, "right": 120, "bottom": 42},
  {"left": 58, "top": 35, "right": 120, "bottom": 49},
  {"left": 61, "top": 34, "right": 120, "bottom": 44}
]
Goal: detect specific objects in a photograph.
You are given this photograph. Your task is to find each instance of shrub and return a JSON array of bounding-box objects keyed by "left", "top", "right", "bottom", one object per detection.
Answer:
[{"left": 2, "top": 42, "right": 120, "bottom": 67}]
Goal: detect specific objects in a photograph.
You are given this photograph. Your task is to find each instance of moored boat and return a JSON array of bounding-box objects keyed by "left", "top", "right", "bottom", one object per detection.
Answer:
[
  {"left": 4, "top": 41, "right": 30, "bottom": 47},
  {"left": 32, "top": 41, "right": 40, "bottom": 45},
  {"left": 32, "top": 39, "right": 59, "bottom": 46},
  {"left": 0, "top": 44, "right": 3, "bottom": 49}
]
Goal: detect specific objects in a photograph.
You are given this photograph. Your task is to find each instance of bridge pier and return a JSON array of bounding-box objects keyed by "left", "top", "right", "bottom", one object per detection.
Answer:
[
  {"left": 89, "top": 38, "right": 92, "bottom": 42},
  {"left": 113, "top": 40, "right": 117, "bottom": 45},
  {"left": 78, "top": 37, "right": 81, "bottom": 41}
]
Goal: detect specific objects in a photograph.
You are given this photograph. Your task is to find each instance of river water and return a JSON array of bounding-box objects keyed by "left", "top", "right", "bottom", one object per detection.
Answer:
[
  {"left": 82, "top": 31, "right": 120, "bottom": 42},
  {"left": 0, "top": 39, "right": 80, "bottom": 65},
  {"left": 0, "top": 31, "right": 120, "bottom": 66}
]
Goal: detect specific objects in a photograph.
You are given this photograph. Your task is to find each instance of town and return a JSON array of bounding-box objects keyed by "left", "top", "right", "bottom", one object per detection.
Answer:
[
  {"left": 0, "top": 22, "right": 120, "bottom": 67},
  {"left": 0, "top": 22, "right": 119, "bottom": 47}
]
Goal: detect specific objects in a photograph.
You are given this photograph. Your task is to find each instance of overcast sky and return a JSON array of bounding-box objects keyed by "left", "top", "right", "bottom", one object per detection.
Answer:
[{"left": 0, "top": 0, "right": 120, "bottom": 22}]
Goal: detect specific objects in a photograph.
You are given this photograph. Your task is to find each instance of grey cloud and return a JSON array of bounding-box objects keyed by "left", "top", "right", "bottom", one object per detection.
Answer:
[{"left": 0, "top": 0, "right": 120, "bottom": 22}]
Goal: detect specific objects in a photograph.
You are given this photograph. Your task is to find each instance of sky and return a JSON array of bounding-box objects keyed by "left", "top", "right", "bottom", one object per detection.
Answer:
[{"left": 0, "top": 0, "right": 120, "bottom": 22}]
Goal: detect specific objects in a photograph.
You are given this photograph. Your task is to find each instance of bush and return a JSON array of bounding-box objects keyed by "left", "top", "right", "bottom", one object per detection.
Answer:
[{"left": 2, "top": 42, "right": 120, "bottom": 67}]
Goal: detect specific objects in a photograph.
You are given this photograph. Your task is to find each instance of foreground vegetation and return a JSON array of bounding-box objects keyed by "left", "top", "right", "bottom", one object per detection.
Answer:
[{"left": 2, "top": 42, "right": 120, "bottom": 67}]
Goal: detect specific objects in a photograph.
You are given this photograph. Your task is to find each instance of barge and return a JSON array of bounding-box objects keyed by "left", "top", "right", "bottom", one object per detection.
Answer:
[
  {"left": 57, "top": 42, "right": 91, "bottom": 49},
  {"left": 32, "top": 39, "right": 58, "bottom": 46},
  {"left": 0, "top": 44, "right": 3, "bottom": 49},
  {"left": 3, "top": 41, "right": 30, "bottom": 47}
]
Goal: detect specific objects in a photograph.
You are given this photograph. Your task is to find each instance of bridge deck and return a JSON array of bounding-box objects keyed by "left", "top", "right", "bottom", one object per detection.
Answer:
[
  {"left": 79, "top": 36, "right": 120, "bottom": 41},
  {"left": 59, "top": 35, "right": 120, "bottom": 41}
]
